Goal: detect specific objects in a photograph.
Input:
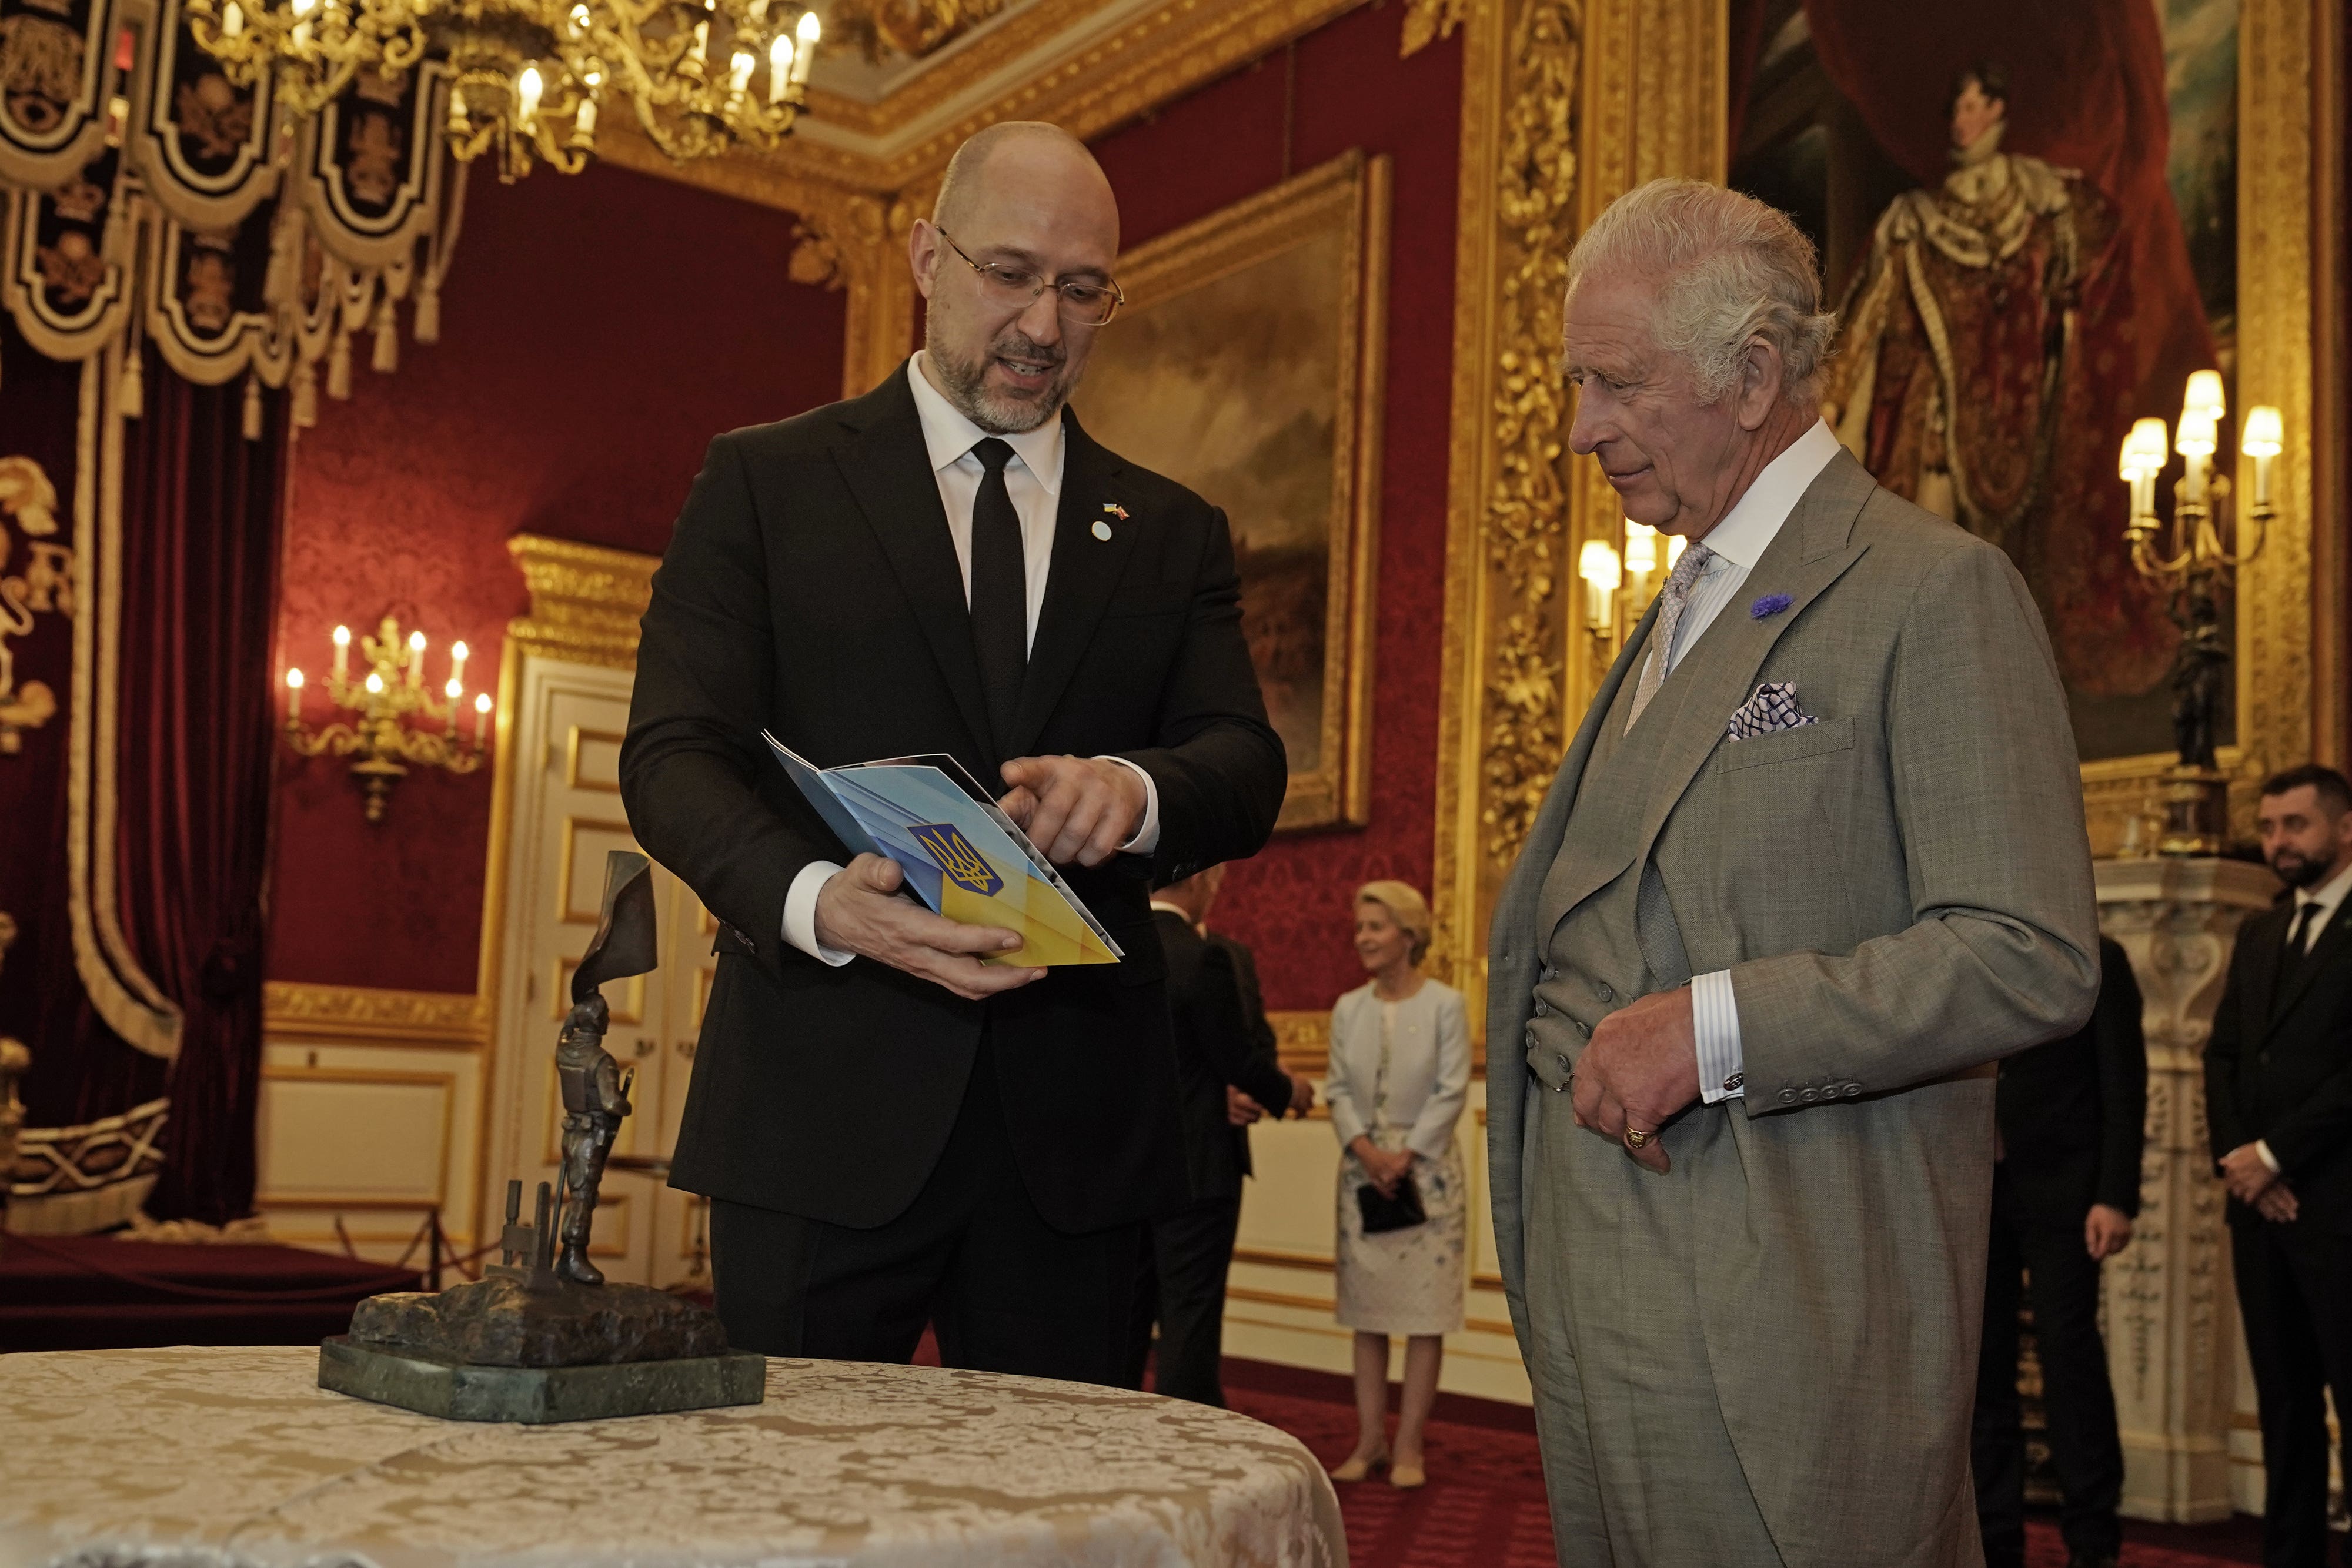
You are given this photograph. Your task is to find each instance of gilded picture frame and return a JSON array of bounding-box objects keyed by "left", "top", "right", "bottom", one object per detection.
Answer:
[
  {"left": 1426, "top": 0, "right": 2337, "bottom": 1027},
  {"left": 1072, "top": 149, "right": 1388, "bottom": 833}
]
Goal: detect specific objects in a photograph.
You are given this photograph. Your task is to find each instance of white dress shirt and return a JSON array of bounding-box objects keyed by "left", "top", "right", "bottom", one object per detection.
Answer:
[
  {"left": 1646, "top": 419, "right": 1845, "bottom": 1106},
  {"left": 2253, "top": 854, "right": 2352, "bottom": 1172},
  {"left": 779, "top": 353, "right": 1161, "bottom": 964}
]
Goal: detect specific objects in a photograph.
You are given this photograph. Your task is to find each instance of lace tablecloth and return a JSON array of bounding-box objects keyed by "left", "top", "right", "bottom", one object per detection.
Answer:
[{"left": 0, "top": 1346, "right": 1344, "bottom": 1568}]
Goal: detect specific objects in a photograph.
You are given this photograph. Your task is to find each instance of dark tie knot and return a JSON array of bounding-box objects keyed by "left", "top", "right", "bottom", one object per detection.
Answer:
[{"left": 971, "top": 437, "right": 1015, "bottom": 474}]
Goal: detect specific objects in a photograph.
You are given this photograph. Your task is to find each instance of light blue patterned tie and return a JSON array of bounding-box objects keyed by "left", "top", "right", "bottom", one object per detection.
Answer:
[{"left": 1625, "top": 541, "right": 1715, "bottom": 731}]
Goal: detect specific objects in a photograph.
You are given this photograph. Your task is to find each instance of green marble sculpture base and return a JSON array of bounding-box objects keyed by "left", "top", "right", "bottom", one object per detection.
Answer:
[{"left": 318, "top": 1336, "right": 766, "bottom": 1424}]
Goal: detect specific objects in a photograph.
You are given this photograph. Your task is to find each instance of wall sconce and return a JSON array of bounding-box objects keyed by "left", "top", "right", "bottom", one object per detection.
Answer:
[
  {"left": 2115, "top": 370, "right": 2281, "bottom": 854},
  {"left": 283, "top": 616, "right": 490, "bottom": 823},
  {"left": 1578, "top": 539, "right": 1623, "bottom": 633},
  {"left": 1579, "top": 519, "right": 1684, "bottom": 676}
]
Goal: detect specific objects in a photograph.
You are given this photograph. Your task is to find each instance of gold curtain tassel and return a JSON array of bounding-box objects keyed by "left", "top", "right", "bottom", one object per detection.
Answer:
[
  {"left": 118, "top": 347, "right": 144, "bottom": 420},
  {"left": 242, "top": 373, "right": 263, "bottom": 441},
  {"left": 328, "top": 329, "right": 353, "bottom": 400},
  {"left": 413, "top": 278, "right": 441, "bottom": 345},
  {"left": 371, "top": 297, "right": 399, "bottom": 373},
  {"left": 292, "top": 361, "right": 319, "bottom": 428}
]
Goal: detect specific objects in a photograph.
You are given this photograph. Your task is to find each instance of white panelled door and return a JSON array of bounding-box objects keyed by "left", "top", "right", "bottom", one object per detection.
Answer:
[{"left": 482, "top": 654, "right": 717, "bottom": 1288}]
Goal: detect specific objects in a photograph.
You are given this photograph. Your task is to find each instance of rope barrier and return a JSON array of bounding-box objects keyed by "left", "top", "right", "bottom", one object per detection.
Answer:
[{"left": 0, "top": 1229, "right": 501, "bottom": 1303}]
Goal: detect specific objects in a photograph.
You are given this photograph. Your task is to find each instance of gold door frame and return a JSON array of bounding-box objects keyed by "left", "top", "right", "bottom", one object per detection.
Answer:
[{"left": 1424, "top": 0, "right": 2341, "bottom": 1035}]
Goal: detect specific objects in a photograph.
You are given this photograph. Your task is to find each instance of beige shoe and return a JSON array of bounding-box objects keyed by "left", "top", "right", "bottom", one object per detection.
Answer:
[
  {"left": 1328, "top": 1449, "right": 1389, "bottom": 1482},
  {"left": 1389, "top": 1459, "right": 1426, "bottom": 1489}
]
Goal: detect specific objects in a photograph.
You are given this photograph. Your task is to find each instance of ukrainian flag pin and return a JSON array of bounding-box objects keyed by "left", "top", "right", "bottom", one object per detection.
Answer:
[{"left": 1094, "top": 502, "right": 1125, "bottom": 541}]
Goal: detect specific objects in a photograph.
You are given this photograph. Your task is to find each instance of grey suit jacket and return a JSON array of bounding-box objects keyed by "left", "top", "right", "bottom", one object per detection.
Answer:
[{"left": 1486, "top": 449, "right": 2099, "bottom": 1553}]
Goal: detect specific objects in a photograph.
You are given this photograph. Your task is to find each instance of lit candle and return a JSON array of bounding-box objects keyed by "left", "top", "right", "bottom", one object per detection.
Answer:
[
  {"left": 2241, "top": 404, "right": 2283, "bottom": 510},
  {"left": 791, "top": 6, "right": 819, "bottom": 83},
  {"left": 450, "top": 638, "right": 469, "bottom": 692},
  {"left": 332, "top": 623, "right": 350, "bottom": 679},
  {"left": 290, "top": 0, "right": 315, "bottom": 49},
  {"left": 2175, "top": 410, "right": 2216, "bottom": 505},
  {"left": 573, "top": 96, "right": 597, "bottom": 139},
  {"left": 2119, "top": 417, "right": 2169, "bottom": 527},
  {"left": 728, "top": 47, "right": 756, "bottom": 99},
  {"left": 769, "top": 35, "right": 793, "bottom": 102},
  {"left": 366, "top": 671, "right": 385, "bottom": 696},
  {"left": 286, "top": 668, "right": 304, "bottom": 724},
  {"left": 407, "top": 628, "right": 427, "bottom": 686},
  {"left": 222, "top": 0, "right": 243, "bottom": 36},
  {"left": 473, "top": 691, "right": 492, "bottom": 748},
  {"left": 445, "top": 677, "right": 463, "bottom": 733},
  {"left": 691, "top": 18, "right": 710, "bottom": 68},
  {"left": 1577, "top": 539, "right": 1622, "bottom": 631},
  {"left": 516, "top": 64, "right": 543, "bottom": 131}
]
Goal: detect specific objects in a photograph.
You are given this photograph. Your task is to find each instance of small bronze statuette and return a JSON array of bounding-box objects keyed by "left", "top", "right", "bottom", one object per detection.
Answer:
[{"left": 318, "top": 851, "right": 763, "bottom": 1422}]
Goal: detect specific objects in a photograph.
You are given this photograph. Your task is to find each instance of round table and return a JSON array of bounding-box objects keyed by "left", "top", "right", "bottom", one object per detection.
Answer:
[{"left": 0, "top": 1346, "right": 1345, "bottom": 1568}]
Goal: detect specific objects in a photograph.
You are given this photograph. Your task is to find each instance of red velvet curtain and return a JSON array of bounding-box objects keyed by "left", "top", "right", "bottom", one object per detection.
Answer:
[{"left": 117, "top": 352, "right": 286, "bottom": 1223}]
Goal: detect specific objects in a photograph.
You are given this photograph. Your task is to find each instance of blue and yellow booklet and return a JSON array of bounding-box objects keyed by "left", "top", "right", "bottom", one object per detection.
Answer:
[{"left": 763, "top": 732, "right": 1124, "bottom": 967}]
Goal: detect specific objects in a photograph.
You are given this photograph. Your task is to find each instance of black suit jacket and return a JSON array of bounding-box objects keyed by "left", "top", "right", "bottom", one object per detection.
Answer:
[
  {"left": 1210, "top": 930, "right": 1282, "bottom": 1182},
  {"left": 2206, "top": 895, "right": 2352, "bottom": 1232},
  {"left": 1996, "top": 935, "right": 2147, "bottom": 1218},
  {"left": 1157, "top": 912, "right": 1291, "bottom": 1201},
  {"left": 623, "top": 366, "right": 1288, "bottom": 1233}
]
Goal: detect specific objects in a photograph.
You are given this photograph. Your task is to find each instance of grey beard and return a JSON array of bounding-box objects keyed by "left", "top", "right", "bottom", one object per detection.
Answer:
[{"left": 928, "top": 336, "right": 1069, "bottom": 434}]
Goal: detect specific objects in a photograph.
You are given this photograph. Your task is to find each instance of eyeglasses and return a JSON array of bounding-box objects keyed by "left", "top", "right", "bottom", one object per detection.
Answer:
[{"left": 937, "top": 230, "right": 1125, "bottom": 326}]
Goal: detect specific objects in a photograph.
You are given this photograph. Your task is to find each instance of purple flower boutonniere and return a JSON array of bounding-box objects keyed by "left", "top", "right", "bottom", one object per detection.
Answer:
[{"left": 1750, "top": 593, "right": 1793, "bottom": 620}]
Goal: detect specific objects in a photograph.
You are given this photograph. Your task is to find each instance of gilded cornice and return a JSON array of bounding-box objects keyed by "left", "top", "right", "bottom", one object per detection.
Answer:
[
  {"left": 804, "top": 0, "right": 1124, "bottom": 139},
  {"left": 506, "top": 534, "right": 660, "bottom": 672},
  {"left": 263, "top": 982, "right": 487, "bottom": 1046}
]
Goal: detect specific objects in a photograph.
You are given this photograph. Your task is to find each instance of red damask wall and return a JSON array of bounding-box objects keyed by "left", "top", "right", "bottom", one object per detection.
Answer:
[
  {"left": 1091, "top": 8, "right": 1463, "bottom": 1012},
  {"left": 266, "top": 164, "right": 846, "bottom": 992}
]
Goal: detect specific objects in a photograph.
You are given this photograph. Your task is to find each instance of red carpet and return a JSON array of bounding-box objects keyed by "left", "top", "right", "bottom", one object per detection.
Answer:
[{"left": 1214, "top": 1358, "right": 2266, "bottom": 1567}]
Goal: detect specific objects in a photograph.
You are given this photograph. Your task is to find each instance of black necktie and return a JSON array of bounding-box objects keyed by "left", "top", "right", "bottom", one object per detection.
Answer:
[
  {"left": 966, "top": 437, "right": 1027, "bottom": 755},
  {"left": 2284, "top": 901, "right": 2323, "bottom": 974}
]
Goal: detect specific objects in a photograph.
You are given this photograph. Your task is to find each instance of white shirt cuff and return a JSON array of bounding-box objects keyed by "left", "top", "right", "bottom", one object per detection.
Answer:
[
  {"left": 2256, "top": 1139, "right": 2281, "bottom": 1175},
  {"left": 1692, "top": 970, "right": 1745, "bottom": 1102},
  {"left": 781, "top": 860, "right": 854, "bottom": 966},
  {"left": 1097, "top": 755, "right": 1160, "bottom": 854}
]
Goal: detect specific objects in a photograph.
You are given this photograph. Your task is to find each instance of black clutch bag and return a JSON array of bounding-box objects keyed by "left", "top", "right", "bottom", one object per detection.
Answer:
[{"left": 1356, "top": 1173, "right": 1426, "bottom": 1235}]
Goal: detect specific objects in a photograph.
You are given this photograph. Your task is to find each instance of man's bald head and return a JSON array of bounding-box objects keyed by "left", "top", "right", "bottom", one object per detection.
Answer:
[
  {"left": 910, "top": 121, "right": 1122, "bottom": 434},
  {"left": 931, "top": 122, "right": 1112, "bottom": 237}
]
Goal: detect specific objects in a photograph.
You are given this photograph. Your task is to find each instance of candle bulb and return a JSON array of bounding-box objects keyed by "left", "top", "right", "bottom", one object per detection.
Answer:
[
  {"left": 728, "top": 46, "right": 756, "bottom": 98},
  {"left": 473, "top": 691, "right": 492, "bottom": 748},
  {"left": 791, "top": 5, "right": 818, "bottom": 83},
  {"left": 332, "top": 623, "right": 350, "bottom": 679},
  {"left": 445, "top": 677, "right": 463, "bottom": 733},
  {"left": 407, "top": 629, "right": 427, "bottom": 686},
  {"left": 450, "top": 638, "right": 468, "bottom": 690},
  {"left": 516, "top": 64, "right": 543, "bottom": 131},
  {"left": 222, "top": 0, "right": 243, "bottom": 36},
  {"left": 366, "top": 671, "right": 385, "bottom": 696},
  {"left": 1577, "top": 539, "right": 1622, "bottom": 631},
  {"left": 769, "top": 34, "right": 793, "bottom": 102},
  {"left": 2241, "top": 404, "right": 2283, "bottom": 510},
  {"left": 285, "top": 668, "right": 304, "bottom": 724},
  {"left": 691, "top": 18, "right": 710, "bottom": 67}
]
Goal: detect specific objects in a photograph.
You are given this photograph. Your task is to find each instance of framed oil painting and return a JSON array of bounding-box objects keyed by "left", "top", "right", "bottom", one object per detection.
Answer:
[
  {"left": 1726, "top": 0, "right": 2264, "bottom": 824},
  {"left": 1071, "top": 150, "right": 1387, "bottom": 833}
]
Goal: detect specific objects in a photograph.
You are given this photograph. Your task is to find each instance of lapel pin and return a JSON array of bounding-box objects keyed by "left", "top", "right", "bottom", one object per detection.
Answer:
[
  {"left": 1093, "top": 503, "right": 1125, "bottom": 542},
  {"left": 1091, "top": 520, "right": 1113, "bottom": 541},
  {"left": 1749, "top": 593, "right": 1792, "bottom": 620}
]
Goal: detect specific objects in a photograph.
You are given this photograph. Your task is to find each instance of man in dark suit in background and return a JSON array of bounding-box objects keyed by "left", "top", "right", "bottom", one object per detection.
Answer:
[
  {"left": 2207, "top": 764, "right": 2352, "bottom": 1568},
  {"left": 621, "top": 121, "right": 1286, "bottom": 1385},
  {"left": 1974, "top": 933, "right": 2147, "bottom": 1568},
  {"left": 1128, "top": 863, "right": 1312, "bottom": 1404}
]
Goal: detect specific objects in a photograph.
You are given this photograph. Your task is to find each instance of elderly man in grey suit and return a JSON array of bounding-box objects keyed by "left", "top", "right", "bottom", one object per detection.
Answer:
[{"left": 1488, "top": 178, "right": 2100, "bottom": 1568}]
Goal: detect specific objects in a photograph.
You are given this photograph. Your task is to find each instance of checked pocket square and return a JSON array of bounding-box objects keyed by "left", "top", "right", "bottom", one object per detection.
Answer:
[{"left": 1726, "top": 681, "right": 1820, "bottom": 740}]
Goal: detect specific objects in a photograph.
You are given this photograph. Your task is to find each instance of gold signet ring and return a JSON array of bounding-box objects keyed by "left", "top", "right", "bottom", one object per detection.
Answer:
[{"left": 1622, "top": 1126, "right": 1653, "bottom": 1150}]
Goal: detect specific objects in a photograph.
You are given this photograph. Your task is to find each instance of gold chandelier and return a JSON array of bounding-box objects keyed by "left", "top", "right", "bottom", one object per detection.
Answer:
[{"left": 186, "top": 0, "right": 824, "bottom": 180}]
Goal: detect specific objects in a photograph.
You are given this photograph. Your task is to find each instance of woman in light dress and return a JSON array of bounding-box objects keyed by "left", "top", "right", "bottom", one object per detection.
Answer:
[{"left": 1323, "top": 880, "right": 1470, "bottom": 1490}]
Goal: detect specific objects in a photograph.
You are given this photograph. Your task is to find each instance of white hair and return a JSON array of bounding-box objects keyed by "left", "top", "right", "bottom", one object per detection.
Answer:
[{"left": 1566, "top": 178, "right": 1836, "bottom": 406}]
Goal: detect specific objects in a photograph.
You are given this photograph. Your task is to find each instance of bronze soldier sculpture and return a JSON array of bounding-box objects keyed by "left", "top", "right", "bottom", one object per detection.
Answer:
[{"left": 321, "top": 850, "right": 761, "bottom": 1422}]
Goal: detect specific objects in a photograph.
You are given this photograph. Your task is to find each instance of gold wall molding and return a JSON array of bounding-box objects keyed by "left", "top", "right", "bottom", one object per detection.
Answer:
[
  {"left": 262, "top": 982, "right": 487, "bottom": 1047},
  {"left": 1269, "top": 1008, "right": 1329, "bottom": 1074},
  {"left": 505, "top": 534, "right": 660, "bottom": 672}
]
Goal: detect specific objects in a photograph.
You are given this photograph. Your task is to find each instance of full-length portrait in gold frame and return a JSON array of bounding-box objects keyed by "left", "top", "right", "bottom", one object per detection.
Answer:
[
  {"left": 1073, "top": 151, "right": 1388, "bottom": 833},
  {"left": 1418, "top": 0, "right": 2344, "bottom": 1037}
]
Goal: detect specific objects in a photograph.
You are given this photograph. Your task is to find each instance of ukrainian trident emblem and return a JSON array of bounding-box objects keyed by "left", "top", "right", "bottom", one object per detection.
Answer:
[{"left": 910, "top": 823, "right": 1004, "bottom": 896}]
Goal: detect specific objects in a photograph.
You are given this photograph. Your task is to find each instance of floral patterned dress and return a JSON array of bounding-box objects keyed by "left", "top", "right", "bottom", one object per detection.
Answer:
[{"left": 1327, "top": 981, "right": 1469, "bottom": 1336}]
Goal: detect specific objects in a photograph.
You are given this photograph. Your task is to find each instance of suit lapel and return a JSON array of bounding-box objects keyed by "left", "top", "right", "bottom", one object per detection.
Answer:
[
  {"left": 830, "top": 366, "right": 995, "bottom": 766},
  {"left": 1537, "top": 450, "right": 1878, "bottom": 924},
  {"left": 1007, "top": 412, "right": 1137, "bottom": 758},
  {"left": 2265, "top": 900, "right": 2352, "bottom": 1034}
]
